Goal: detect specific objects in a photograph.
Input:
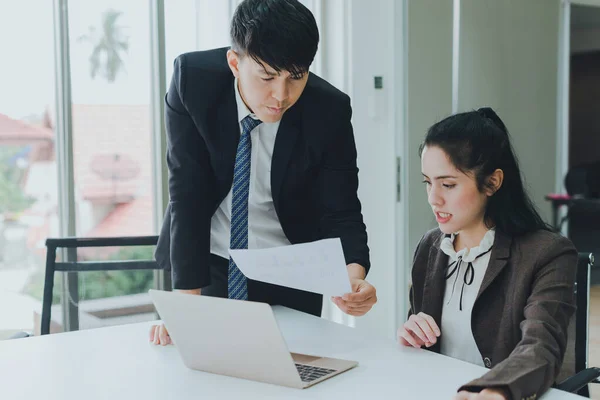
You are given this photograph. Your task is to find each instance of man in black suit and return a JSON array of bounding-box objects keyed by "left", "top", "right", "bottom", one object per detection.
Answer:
[{"left": 150, "top": 0, "right": 376, "bottom": 345}]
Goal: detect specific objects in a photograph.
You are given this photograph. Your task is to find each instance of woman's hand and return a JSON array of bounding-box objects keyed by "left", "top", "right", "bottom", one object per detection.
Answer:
[
  {"left": 397, "top": 312, "right": 440, "bottom": 348},
  {"left": 453, "top": 388, "right": 509, "bottom": 400}
]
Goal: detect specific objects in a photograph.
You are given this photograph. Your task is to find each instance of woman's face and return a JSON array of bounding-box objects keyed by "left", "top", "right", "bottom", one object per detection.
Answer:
[{"left": 421, "top": 145, "right": 489, "bottom": 236}]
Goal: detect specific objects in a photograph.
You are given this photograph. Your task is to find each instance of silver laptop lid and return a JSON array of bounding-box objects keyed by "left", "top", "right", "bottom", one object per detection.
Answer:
[{"left": 149, "top": 290, "right": 303, "bottom": 388}]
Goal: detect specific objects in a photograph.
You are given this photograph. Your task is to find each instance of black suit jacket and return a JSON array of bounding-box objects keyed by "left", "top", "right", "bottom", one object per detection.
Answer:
[{"left": 155, "top": 48, "right": 370, "bottom": 315}]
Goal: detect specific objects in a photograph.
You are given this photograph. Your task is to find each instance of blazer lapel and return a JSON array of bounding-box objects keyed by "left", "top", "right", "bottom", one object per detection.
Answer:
[
  {"left": 476, "top": 230, "right": 511, "bottom": 301},
  {"left": 216, "top": 81, "right": 241, "bottom": 192},
  {"left": 271, "top": 101, "right": 302, "bottom": 209},
  {"left": 421, "top": 234, "right": 449, "bottom": 332}
]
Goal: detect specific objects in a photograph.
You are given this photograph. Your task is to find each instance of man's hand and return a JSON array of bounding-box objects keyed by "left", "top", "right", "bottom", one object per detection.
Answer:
[
  {"left": 453, "top": 389, "right": 509, "bottom": 400},
  {"left": 149, "top": 323, "right": 172, "bottom": 346},
  {"left": 149, "top": 288, "right": 201, "bottom": 345},
  {"left": 332, "top": 263, "right": 377, "bottom": 316}
]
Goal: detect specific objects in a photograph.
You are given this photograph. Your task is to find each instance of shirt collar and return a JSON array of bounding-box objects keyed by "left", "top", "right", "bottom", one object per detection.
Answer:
[
  {"left": 440, "top": 229, "right": 495, "bottom": 263},
  {"left": 234, "top": 78, "right": 259, "bottom": 124}
]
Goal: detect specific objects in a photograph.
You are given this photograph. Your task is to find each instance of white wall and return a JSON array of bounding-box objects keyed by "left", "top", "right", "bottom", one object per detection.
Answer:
[
  {"left": 406, "top": 1, "right": 454, "bottom": 264},
  {"left": 195, "top": 0, "right": 232, "bottom": 50},
  {"left": 457, "top": 0, "right": 561, "bottom": 224},
  {"left": 343, "top": 0, "right": 401, "bottom": 339},
  {"left": 320, "top": 0, "right": 351, "bottom": 92}
]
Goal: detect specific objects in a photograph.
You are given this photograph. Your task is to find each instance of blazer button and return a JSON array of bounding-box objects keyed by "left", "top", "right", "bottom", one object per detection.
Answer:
[{"left": 483, "top": 357, "right": 492, "bottom": 368}]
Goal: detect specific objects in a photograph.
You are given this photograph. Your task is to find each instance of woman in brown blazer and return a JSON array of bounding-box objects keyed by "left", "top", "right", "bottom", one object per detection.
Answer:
[{"left": 398, "top": 108, "right": 577, "bottom": 400}]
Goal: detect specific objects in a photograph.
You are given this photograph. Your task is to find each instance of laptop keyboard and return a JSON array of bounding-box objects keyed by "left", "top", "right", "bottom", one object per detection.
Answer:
[{"left": 295, "top": 363, "right": 337, "bottom": 383}]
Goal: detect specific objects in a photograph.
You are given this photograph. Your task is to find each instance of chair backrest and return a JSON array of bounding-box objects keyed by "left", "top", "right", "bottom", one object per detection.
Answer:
[
  {"left": 574, "top": 253, "right": 594, "bottom": 376},
  {"left": 567, "top": 203, "right": 600, "bottom": 284},
  {"left": 565, "top": 161, "right": 600, "bottom": 198},
  {"left": 41, "top": 235, "right": 165, "bottom": 335},
  {"left": 558, "top": 252, "right": 594, "bottom": 397}
]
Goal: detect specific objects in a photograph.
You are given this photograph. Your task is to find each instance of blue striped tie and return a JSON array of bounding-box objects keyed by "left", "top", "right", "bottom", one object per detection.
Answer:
[{"left": 228, "top": 115, "right": 262, "bottom": 300}]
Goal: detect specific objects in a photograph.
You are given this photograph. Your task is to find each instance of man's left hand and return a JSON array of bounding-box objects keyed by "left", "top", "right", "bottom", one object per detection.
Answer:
[{"left": 332, "top": 263, "right": 377, "bottom": 316}]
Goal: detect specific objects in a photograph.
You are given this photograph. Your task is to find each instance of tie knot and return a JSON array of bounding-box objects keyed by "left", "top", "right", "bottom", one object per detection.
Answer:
[{"left": 241, "top": 115, "right": 262, "bottom": 135}]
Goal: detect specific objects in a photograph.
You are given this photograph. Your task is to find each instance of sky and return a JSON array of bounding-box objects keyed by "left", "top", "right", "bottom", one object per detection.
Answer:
[{"left": 0, "top": 0, "right": 202, "bottom": 120}]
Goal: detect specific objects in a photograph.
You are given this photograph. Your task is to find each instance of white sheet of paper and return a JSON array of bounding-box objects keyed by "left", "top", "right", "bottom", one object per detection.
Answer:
[{"left": 229, "top": 238, "right": 352, "bottom": 296}]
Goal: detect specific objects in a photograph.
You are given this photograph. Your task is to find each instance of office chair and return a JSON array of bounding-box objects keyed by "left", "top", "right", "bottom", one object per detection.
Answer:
[
  {"left": 39, "top": 235, "right": 167, "bottom": 335},
  {"left": 556, "top": 253, "right": 599, "bottom": 397}
]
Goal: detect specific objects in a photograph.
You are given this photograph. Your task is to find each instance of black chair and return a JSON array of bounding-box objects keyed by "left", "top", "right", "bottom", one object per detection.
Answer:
[
  {"left": 563, "top": 161, "right": 600, "bottom": 285},
  {"left": 568, "top": 206, "right": 600, "bottom": 285},
  {"left": 556, "top": 253, "right": 599, "bottom": 397},
  {"left": 40, "top": 235, "right": 167, "bottom": 335}
]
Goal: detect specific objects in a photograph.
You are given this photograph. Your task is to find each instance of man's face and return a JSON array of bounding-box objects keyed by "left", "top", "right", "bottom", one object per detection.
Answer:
[{"left": 227, "top": 50, "right": 309, "bottom": 123}]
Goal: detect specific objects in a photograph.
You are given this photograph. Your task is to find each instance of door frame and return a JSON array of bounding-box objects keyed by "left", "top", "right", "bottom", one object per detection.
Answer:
[{"left": 556, "top": 0, "right": 600, "bottom": 196}]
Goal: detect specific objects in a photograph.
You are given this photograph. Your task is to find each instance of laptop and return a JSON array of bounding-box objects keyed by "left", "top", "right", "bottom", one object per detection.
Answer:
[{"left": 149, "top": 289, "right": 358, "bottom": 389}]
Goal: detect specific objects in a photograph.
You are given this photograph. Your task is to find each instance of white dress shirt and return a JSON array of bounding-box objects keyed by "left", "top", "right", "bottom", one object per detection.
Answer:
[
  {"left": 439, "top": 229, "right": 495, "bottom": 367},
  {"left": 209, "top": 79, "right": 291, "bottom": 259}
]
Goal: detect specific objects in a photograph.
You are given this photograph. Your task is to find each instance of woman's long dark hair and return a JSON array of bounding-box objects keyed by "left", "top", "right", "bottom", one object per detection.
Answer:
[{"left": 419, "top": 107, "right": 551, "bottom": 236}]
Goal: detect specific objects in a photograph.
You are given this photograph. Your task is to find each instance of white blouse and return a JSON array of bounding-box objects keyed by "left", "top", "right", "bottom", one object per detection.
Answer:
[{"left": 439, "top": 229, "right": 495, "bottom": 367}]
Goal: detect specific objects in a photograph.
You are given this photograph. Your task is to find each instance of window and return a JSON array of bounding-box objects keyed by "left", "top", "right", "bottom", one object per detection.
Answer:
[
  {"left": 0, "top": 0, "right": 57, "bottom": 337},
  {"left": 65, "top": 1, "right": 157, "bottom": 329}
]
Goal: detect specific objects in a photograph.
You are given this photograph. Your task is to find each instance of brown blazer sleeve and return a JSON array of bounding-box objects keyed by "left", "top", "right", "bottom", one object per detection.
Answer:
[
  {"left": 460, "top": 234, "right": 577, "bottom": 400},
  {"left": 407, "top": 234, "right": 426, "bottom": 319}
]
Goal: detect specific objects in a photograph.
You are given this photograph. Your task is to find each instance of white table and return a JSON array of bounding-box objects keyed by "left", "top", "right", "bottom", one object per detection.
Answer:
[{"left": 0, "top": 306, "right": 583, "bottom": 399}]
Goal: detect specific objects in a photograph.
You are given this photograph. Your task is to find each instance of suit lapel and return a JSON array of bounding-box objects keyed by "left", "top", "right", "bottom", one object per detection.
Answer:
[
  {"left": 216, "top": 81, "right": 241, "bottom": 192},
  {"left": 271, "top": 101, "right": 302, "bottom": 209},
  {"left": 476, "top": 230, "right": 511, "bottom": 301}
]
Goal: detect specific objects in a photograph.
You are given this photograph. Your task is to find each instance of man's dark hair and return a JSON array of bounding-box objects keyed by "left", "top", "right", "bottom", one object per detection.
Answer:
[{"left": 230, "top": 0, "right": 319, "bottom": 78}]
